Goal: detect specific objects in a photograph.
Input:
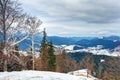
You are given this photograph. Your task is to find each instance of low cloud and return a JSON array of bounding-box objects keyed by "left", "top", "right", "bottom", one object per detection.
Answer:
[{"left": 58, "top": 32, "right": 70, "bottom": 35}]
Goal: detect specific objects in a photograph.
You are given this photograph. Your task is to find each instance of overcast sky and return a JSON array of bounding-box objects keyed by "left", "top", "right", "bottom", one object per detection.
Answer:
[{"left": 20, "top": 0, "right": 120, "bottom": 37}]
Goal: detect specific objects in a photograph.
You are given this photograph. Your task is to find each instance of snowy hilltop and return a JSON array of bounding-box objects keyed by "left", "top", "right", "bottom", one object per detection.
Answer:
[
  {"left": 62, "top": 45, "right": 120, "bottom": 57},
  {"left": 0, "top": 70, "right": 97, "bottom": 80}
]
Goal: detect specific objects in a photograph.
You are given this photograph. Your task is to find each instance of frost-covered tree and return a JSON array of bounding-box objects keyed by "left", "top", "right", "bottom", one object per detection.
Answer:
[
  {"left": 25, "top": 16, "right": 42, "bottom": 70},
  {"left": 0, "top": 0, "right": 39, "bottom": 71}
]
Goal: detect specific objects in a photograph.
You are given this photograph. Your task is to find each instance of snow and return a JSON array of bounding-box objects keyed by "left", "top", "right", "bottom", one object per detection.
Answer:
[
  {"left": 65, "top": 45, "right": 120, "bottom": 57},
  {"left": 100, "top": 59, "right": 105, "bottom": 62},
  {"left": 64, "top": 45, "right": 82, "bottom": 51},
  {"left": 61, "top": 45, "right": 67, "bottom": 47},
  {"left": 65, "top": 45, "right": 75, "bottom": 51},
  {"left": 68, "top": 69, "right": 97, "bottom": 80},
  {"left": 50, "top": 45, "right": 120, "bottom": 57},
  {"left": 68, "top": 69, "right": 88, "bottom": 76},
  {"left": 0, "top": 70, "right": 96, "bottom": 80},
  {"left": 19, "top": 51, "right": 28, "bottom": 56}
]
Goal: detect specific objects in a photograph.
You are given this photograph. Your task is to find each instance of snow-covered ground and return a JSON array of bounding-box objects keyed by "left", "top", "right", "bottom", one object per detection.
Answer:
[
  {"left": 68, "top": 69, "right": 97, "bottom": 79},
  {"left": 64, "top": 45, "right": 76, "bottom": 50},
  {"left": 65, "top": 45, "right": 120, "bottom": 57},
  {"left": 0, "top": 70, "right": 97, "bottom": 80}
]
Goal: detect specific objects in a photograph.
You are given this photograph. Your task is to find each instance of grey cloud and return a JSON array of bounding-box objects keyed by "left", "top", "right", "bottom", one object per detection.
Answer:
[
  {"left": 20, "top": 0, "right": 120, "bottom": 23},
  {"left": 20, "top": 0, "right": 120, "bottom": 37},
  {"left": 27, "top": 0, "right": 119, "bottom": 23}
]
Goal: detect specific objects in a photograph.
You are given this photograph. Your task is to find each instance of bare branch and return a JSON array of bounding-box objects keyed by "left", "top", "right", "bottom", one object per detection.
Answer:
[{"left": 10, "top": 33, "right": 29, "bottom": 46}]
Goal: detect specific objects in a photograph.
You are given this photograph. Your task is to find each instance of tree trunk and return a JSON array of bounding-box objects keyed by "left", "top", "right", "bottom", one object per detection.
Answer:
[
  {"left": 3, "top": 6, "right": 7, "bottom": 71},
  {"left": 4, "top": 53, "right": 7, "bottom": 71},
  {"left": 32, "top": 34, "right": 35, "bottom": 70}
]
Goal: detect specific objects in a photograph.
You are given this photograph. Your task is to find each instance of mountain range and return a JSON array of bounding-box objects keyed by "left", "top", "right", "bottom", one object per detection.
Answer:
[{"left": 18, "top": 35, "right": 120, "bottom": 50}]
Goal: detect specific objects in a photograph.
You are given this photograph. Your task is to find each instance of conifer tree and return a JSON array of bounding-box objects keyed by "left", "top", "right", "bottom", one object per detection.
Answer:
[
  {"left": 41, "top": 28, "right": 47, "bottom": 49},
  {"left": 40, "top": 28, "right": 49, "bottom": 70},
  {"left": 39, "top": 29, "right": 56, "bottom": 71},
  {"left": 47, "top": 42, "right": 56, "bottom": 71}
]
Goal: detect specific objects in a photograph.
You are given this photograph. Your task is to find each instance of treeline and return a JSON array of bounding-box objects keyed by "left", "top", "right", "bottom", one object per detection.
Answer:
[
  {"left": 36, "top": 30, "right": 77, "bottom": 72},
  {"left": 0, "top": 29, "right": 77, "bottom": 73},
  {"left": 0, "top": 0, "right": 78, "bottom": 73},
  {"left": 68, "top": 52, "right": 120, "bottom": 80}
]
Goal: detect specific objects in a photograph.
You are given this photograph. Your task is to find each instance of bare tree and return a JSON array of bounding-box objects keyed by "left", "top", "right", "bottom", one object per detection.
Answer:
[
  {"left": 0, "top": 0, "right": 30, "bottom": 71},
  {"left": 25, "top": 16, "right": 42, "bottom": 70}
]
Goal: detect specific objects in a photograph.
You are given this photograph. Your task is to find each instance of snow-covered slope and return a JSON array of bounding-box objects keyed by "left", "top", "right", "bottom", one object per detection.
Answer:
[
  {"left": 68, "top": 69, "right": 97, "bottom": 79},
  {"left": 64, "top": 45, "right": 76, "bottom": 50},
  {"left": 0, "top": 70, "right": 96, "bottom": 80},
  {"left": 65, "top": 45, "right": 120, "bottom": 57}
]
